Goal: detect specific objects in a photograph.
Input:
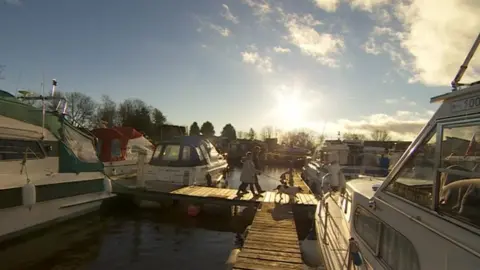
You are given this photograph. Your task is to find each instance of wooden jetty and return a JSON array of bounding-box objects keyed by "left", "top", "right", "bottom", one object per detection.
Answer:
[
  {"left": 233, "top": 202, "right": 305, "bottom": 270},
  {"left": 113, "top": 179, "right": 318, "bottom": 207}
]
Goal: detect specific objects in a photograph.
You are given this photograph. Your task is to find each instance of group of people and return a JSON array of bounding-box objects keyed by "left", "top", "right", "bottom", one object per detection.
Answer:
[{"left": 237, "top": 146, "right": 266, "bottom": 196}]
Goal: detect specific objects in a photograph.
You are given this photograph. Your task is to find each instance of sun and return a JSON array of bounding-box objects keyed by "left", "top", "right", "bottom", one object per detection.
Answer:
[{"left": 271, "top": 90, "right": 307, "bottom": 130}]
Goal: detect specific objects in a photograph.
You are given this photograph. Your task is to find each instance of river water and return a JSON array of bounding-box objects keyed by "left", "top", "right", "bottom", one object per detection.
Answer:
[{"left": 1, "top": 167, "right": 292, "bottom": 270}]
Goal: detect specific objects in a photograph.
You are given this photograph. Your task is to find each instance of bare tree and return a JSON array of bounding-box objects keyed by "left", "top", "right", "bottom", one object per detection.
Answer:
[
  {"left": 247, "top": 128, "right": 256, "bottom": 140},
  {"left": 260, "top": 126, "right": 274, "bottom": 140},
  {"left": 371, "top": 129, "right": 391, "bottom": 141},
  {"left": 64, "top": 92, "right": 97, "bottom": 128},
  {"left": 343, "top": 132, "right": 367, "bottom": 140}
]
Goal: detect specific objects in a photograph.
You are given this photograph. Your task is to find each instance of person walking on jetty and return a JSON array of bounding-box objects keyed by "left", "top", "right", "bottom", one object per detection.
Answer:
[
  {"left": 252, "top": 146, "right": 265, "bottom": 194},
  {"left": 236, "top": 152, "right": 258, "bottom": 196}
]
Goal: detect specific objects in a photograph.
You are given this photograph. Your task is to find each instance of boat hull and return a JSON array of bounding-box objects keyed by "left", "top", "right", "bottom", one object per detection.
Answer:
[{"left": 0, "top": 192, "right": 113, "bottom": 243}]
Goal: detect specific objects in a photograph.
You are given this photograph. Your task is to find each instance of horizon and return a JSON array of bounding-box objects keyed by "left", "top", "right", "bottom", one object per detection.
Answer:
[{"left": 1, "top": 0, "right": 479, "bottom": 140}]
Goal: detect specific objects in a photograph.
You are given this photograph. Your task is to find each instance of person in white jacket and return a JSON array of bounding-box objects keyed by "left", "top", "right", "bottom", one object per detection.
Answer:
[{"left": 237, "top": 152, "right": 259, "bottom": 196}]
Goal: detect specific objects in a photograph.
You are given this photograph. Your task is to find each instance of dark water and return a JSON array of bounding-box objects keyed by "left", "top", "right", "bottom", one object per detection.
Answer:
[{"left": 1, "top": 166, "right": 291, "bottom": 270}]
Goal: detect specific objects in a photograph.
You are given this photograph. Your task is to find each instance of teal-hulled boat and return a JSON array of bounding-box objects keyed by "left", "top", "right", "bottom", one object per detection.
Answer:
[{"left": 0, "top": 86, "right": 113, "bottom": 243}]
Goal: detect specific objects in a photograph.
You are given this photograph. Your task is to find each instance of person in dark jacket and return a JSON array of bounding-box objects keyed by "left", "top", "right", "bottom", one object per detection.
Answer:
[
  {"left": 378, "top": 148, "right": 390, "bottom": 177},
  {"left": 252, "top": 146, "right": 265, "bottom": 194}
]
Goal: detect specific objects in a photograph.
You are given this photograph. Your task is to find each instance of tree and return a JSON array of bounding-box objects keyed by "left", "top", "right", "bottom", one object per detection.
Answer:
[
  {"left": 189, "top": 122, "right": 201, "bottom": 135},
  {"left": 247, "top": 128, "right": 256, "bottom": 140},
  {"left": 237, "top": 131, "right": 245, "bottom": 139},
  {"left": 343, "top": 132, "right": 366, "bottom": 140},
  {"left": 281, "top": 129, "right": 316, "bottom": 150},
  {"left": 371, "top": 129, "right": 391, "bottom": 141},
  {"left": 64, "top": 92, "right": 97, "bottom": 128},
  {"left": 200, "top": 121, "right": 215, "bottom": 137},
  {"left": 95, "top": 95, "right": 118, "bottom": 128},
  {"left": 221, "top": 123, "right": 237, "bottom": 140},
  {"left": 118, "top": 99, "right": 153, "bottom": 135},
  {"left": 260, "top": 126, "right": 274, "bottom": 140}
]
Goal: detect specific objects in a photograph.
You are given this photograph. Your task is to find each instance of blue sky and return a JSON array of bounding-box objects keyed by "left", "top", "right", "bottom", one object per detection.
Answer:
[{"left": 1, "top": 0, "right": 479, "bottom": 139}]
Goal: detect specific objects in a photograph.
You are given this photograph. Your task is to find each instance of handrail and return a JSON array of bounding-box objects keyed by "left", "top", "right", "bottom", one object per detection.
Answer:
[{"left": 322, "top": 202, "right": 329, "bottom": 245}]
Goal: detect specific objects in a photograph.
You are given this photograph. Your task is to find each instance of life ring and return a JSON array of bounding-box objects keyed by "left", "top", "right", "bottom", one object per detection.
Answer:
[{"left": 187, "top": 204, "right": 200, "bottom": 217}]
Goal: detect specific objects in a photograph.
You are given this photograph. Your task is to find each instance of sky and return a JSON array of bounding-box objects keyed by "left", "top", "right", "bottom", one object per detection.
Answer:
[{"left": 0, "top": 0, "right": 479, "bottom": 140}]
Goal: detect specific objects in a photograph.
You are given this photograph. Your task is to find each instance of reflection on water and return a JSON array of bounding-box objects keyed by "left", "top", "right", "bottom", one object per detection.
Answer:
[{"left": 1, "top": 167, "right": 288, "bottom": 270}]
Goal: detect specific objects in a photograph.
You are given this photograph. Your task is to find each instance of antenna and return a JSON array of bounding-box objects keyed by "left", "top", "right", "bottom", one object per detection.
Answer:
[
  {"left": 51, "top": 79, "right": 57, "bottom": 96},
  {"left": 451, "top": 32, "right": 480, "bottom": 91}
]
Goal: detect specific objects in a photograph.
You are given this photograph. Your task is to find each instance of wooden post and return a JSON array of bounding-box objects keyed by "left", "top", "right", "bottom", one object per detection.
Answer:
[{"left": 136, "top": 152, "right": 146, "bottom": 189}]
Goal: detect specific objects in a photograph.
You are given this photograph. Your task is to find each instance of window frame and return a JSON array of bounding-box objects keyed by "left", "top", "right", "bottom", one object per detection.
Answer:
[
  {"left": 381, "top": 122, "right": 439, "bottom": 210},
  {"left": 434, "top": 118, "right": 480, "bottom": 231},
  {"left": 0, "top": 138, "right": 46, "bottom": 160},
  {"left": 353, "top": 205, "right": 421, "bottom": 270}
]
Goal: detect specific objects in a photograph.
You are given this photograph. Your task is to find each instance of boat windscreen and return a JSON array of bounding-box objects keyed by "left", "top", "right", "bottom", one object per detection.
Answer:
[{"left": 150, "top": 144, "right": 203, "bottom": 167}]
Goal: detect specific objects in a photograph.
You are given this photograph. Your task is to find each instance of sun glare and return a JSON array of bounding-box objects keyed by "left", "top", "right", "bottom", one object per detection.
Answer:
[{"left": 271, "top": 87, "right": 308, "bottom": 130}]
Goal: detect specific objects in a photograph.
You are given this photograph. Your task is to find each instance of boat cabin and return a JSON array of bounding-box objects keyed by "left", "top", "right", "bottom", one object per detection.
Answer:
[{"left": 144, "top": 136, "right": 228, "bottom": 187}]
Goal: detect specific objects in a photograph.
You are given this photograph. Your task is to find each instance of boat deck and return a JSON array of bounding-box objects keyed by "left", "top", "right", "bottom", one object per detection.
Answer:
[{"left": 233, "top": 202, "right": 305, "bottom": 270}]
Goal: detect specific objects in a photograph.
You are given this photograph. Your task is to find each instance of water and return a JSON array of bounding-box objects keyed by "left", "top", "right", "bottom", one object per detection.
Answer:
[{"left": 1, "top": 166, "right": 291, "bottom": 270}]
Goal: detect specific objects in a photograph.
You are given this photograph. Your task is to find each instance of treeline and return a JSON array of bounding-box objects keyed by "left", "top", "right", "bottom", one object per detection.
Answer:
[{"left": 22, "top": 91, "right": 167, "bottom": 142}]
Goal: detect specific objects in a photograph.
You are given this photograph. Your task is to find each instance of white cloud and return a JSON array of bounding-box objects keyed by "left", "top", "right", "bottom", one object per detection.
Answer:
[
  {"left": 311, "top": 0, "right": 340, "bottom": 12},
  {"left": 384, "top": 96, "right": 416, "bottom": 106},
  {"left": 273, "top": 46, "right": 291, "bottom": 53},
  {"left": 349, "top": 0, "right": 389, "bottom": 12},
  {"left": 209, "top": 23, "right": 231, "bottom": 37},
  {"left": 280, "top": 12, "right": 345, "bottom": 67},
  {"left": 241, "top": 0, "right": 271, "bottom": 16},
  {"left": 241, "top": 51, "right": 273, "bottom": 73},
  {"left": 221, "top": 4, "right": 239, "bottom": 24},
  {"left": 334, "top": 110, "right": 433, "bottom": 140},
  {"left": 394, "top": 0, "right": 480, "bottom": 86}
]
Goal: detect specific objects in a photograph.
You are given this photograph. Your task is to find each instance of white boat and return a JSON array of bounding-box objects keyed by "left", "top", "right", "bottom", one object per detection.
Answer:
[
  {"left": 142, "top": 136, "right": 228, "bottom": 191},
  {"left": 91, "top": 127, "right": 154, "bottom": 177},
  {"left": 0, "top": 83, "right": 113, "bottom": 243},
  {"left": 306, "top": 33, "right": 480, "bottom": 270},
  {"left": 302, "top": 140, "right": 405, "bottom": 194}
]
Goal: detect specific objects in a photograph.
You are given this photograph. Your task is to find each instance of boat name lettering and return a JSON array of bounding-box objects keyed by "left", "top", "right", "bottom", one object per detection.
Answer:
[{"left": 451, "top": 96, "right": 480, "bottom": 112}]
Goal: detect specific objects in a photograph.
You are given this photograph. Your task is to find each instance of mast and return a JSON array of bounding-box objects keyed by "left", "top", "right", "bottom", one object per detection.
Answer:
[{"left": 451, "top": 33, "right": 480, "bottom": 91}]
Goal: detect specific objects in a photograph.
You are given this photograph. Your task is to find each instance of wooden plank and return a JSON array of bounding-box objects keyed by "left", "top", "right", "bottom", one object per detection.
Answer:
[
  {"left": 170, "top": 186, "right": 195, "bottom": 195},
  {"left": 234, "top": 257, "right": 303, "bottom": 270},
  {"left": 238, "top": 250, "right": 304, "bottom": 264},
  {"left": 242, "top": 241, "right": 301, "bottom": 254},
  {"left": 241, "top": 247, "right": 303, "bottom": 259},
  {"left": 179, "top": 186, "right": 202, "bottom": 196},
  {"left": 246, "top": 231, "right": 298, "bottom": 241},
  {"left": 245, "top": 234, "right": 299, "bottom": 245}
]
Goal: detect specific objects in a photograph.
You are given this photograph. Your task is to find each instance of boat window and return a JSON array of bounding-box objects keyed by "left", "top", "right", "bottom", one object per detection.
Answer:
[
  {"left": 195, "top": 147, "right": 205, "bottom": 161},
  {"left": 438, "top": 123, "right": 480, "bottom": 227},
  {"left": 0, "top": 139, "right": 45, "bottom": 160},
  {"left": 379, "top": 222, "right": 421, "bottom": 270},
  {"left": 96, "top": 139, "right": 102, "bottom": 156},
  {"left": 199, "top": 144, "right": 210, "bottom": 163},
  {"left": 161, "top": 145, "right": 181, "bottom": 161},
  {"left": 125, "top": 136, "right": 154, "bottom": 161},
  {"left": 62, "top": 124, "right": 100, "bottom": 163},
  {"left": 353, "top": 206, "right": 381, "bottom": 252},
  {"left": 385, "top": 130, "right": 437, "bottom": 208},
  {"left": 111, "top": 139, "right": 122, "bottom": 159},
  {"left": 181, "top": 146, "right": 191, "bottom": 161}
]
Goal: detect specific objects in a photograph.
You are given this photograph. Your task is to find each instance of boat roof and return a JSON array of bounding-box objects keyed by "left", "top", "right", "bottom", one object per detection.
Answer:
[
  {"left": 0, "top": 115, "right": 57, "bottom": 141},
  {"left": 347, "top": 178, "right": 384, "bottom": 199},
  {"left": 158, "top": 135, "right": 212, "bottom": 147}
]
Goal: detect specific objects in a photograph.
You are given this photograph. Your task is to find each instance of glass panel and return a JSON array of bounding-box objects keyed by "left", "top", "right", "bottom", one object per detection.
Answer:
[
  {"left": 125, "top": 136, "right": 154, "bottom": 161},
  {"left": 379, "top": 223, "right": 420, "bottom": 270},
  {"left": 96, "top": 139, "right": 102, "bottom": 156},
  {"left": 353, "top": 207, "right": 380, "bottom": 251},
  {"left": 195, "top": 147, "right": 204, "bottom": 161},
  {"left": 438, "top": 123, "right": 480, "bottom": 227},
  {"left": 161, "top": 145, "right": 180, "bottom": 161},
  {"left": 182, "top": 146, "right": 191, "bottom": 161},
  {"left": 111, "top": 139, "right": 122, "bottom": 158},
  {"left": 62, "top": 125, "right": 99, "bottom": 163},
  {"left": 200, "top": 144, "right": 210, "bottom": 163},
  {"left": 0, "top": 139, "right": 45, "bottom": 160},
  {"left": 385, "top": 130, "right": 436, "bottom": 208}
]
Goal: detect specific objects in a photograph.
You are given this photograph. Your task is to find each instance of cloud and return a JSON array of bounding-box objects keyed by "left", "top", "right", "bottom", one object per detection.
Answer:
[
  {"left": 384, "top": 96, "right": 416, "bottom": 106},
  {"left": 221, "top": 4, "right": 239, "bottom": 24},
  {"left": 279, "top": 12, "right": 345, "bottom": 67},
  {"left": 311, "top": 0, "right": 340, "bottom": 12},
  {"left": 273, "top": 46, "right": 291, "bottom": 53},
  {"left": 361, "top": 1, "right": 480, "bottom": 86},
  {"left": 4, "top": 0, "right": 21, "bottom": 5},
  {"left": 394, "top": 0, "right": 480, "bottom": 86},
  {"left": 241, "top": 0, "right": 271, "bottom": 17},
  {"left": 209, "top": 23, "right": 231, "bottom": 37},
  {"left": 332, "top": 110, "right": 434, "bottom": 140},
  {"left": 241, "top": 51, "right": 273, "bottom": 73},
  {"left": 349, "top": 0, "right": 389, "bottom": 12}
]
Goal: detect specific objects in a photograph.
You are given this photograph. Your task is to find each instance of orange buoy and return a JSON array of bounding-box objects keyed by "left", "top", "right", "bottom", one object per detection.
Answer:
[{"left": 187, "top": 205, "right": 200, "bottom": 217}]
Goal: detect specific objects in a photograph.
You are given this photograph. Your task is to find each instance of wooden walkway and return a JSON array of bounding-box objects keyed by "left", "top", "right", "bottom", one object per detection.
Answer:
[
  {"left": 113, "top": 182, "right": 318, "bottom": 207},
  {"left": 233, "top": 203, "right": 305, "bottom": 270}
]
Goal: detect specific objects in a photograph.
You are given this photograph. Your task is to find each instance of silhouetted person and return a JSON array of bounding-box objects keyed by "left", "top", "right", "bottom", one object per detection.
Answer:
[
  {"left": 379, "top": 148, "right": 390, "bottom": 177},
  {"left": 237, "top": 152, "right": 258, "bottom": 196},
  {"left": 252, "top": 146, "right": 265, "bottom": 194}
]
